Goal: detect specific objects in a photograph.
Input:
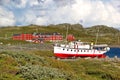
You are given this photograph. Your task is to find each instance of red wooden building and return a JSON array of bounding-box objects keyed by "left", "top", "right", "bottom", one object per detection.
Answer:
[
  {"left": 12, "top": 34, "right": 36, "bottom": 41},
  {"left": 12, "top": 32, "right": 63, "bottom": 43},
  {"left": 67, "top": 34, "right": 75, "bottom": 41}
]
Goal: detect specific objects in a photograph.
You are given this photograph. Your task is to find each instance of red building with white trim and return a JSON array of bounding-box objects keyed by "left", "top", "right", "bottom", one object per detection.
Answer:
[
  {"left": 13, "top": 34, "right": 36, "bottom": 41},
  {"left": 12, "top": 32, "right": 63, "bottom": 43}
]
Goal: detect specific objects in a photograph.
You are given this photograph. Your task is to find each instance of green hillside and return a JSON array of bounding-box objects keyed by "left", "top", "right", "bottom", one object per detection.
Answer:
[
  {"left": 0, "top": 23, "right": 120, "bottom": 45},
  {"left": 0, "top": 24, "right": 120, "bottom": 80},
  {"left": 0, "top": 50, "right": 120, "bottom": 80}
]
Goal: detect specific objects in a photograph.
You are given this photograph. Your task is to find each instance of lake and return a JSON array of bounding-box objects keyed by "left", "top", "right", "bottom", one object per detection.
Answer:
[{"left": 105, "top": 47, "right": 120, "bottom": 58}]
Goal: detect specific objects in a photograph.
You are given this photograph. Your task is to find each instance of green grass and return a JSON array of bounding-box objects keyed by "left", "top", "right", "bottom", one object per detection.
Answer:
[
  {"left": 0, "top": 24, "right": 120, "bottom": 80},
  {"left": 0, "top": 50, "right": 120, "bottom": 80},
  {"left": 0, "top": 53, "right": 23, "bottom": 80},
  {"left": 67, "top": 59, "right": 120, "bottom": 80},
  {"left": 0, "top": 24, "right": 120, "bottom": 45},
  {"left": 0, "top": 39, "right": 31, "bottom": 45},
  {"left": 0, "top": 50, "right": 77, "bottom": 80}
]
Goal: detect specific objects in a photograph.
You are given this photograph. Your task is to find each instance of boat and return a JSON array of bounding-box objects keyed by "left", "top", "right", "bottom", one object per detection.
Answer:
[{"left": 54, "top": 41, "right": 110, "bottom": 59}]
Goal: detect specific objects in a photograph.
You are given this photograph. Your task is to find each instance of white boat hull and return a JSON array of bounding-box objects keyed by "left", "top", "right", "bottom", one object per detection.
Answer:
[{"left": 54, "top": 46, "right": 107, "bottom": 58}]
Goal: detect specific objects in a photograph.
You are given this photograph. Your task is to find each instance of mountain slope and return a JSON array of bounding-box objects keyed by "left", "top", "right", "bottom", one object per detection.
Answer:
[{"left": 0, "top": 24, "right": 120, "bottom": 45}]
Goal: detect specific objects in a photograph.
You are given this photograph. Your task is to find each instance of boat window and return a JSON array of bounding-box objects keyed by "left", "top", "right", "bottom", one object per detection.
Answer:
[
  {"left": 67, "top": 49, "right": 69, "bottom": 51},
  {"left": 87, "top": 50, "right": 89, "bottom": 52},
  {"left": 71, "top": 49, "right": 72, "bottom": 51},
  {"left": 74, "top": 50, "right": 76, "bottom": 52},
  {"left": 93, "top": 47, "right": 105, "bottom": 50},
  {"left": 63, "top": 49, "right": 65, "bottom": 50}
]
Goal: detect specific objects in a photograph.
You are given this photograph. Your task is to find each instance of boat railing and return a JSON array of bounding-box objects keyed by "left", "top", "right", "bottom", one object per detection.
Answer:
[{"left": 93, "top": 44, "right": 110, "bottom": 51}]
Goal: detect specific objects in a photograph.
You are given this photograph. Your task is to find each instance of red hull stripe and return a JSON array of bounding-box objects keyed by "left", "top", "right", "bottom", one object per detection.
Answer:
[{"left": 54, "top": 53, "right": 106, "bottom": 58}]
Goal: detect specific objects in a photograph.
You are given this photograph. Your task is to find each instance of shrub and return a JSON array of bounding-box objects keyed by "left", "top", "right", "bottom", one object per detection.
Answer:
[
  {"left": 0, "top": 53, "right": 23, "bottom": 80},
  {"left": 18, "top": 64, "right": 72, "bottom": 80}
]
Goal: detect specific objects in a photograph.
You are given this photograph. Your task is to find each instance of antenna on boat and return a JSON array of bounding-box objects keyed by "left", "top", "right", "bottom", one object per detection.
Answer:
[
  {"left": 95, "top": 27, "right": 99, "bottom": 45},
  {"left": 65, "top": 25, "right": 69, "bottom": 43},
  {"left": 118, "top": 32, "right": 120, "bottom": 44}
]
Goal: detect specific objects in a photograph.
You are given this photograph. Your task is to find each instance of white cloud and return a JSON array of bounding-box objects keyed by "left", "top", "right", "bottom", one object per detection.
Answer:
[
  {"left": 35, "top": 17, "right": 48, "bottom": 25},
  {"left": 11, "top": 0, "right": 27, "bottom": 8},
  {"left": 17, "top": 0, "right": 27, "bottom": 8},
  {"left": 0, "top": 0, "right": 10, "bottom": 5},
  {"left": 29, "top": 0, "right": 39, "bottom": 7},
  {"left": 86, "top": 0, "right": 120, "bottom": 27},
  {"left": 19, "top": 10, "right": 48, "bottom": 25},
  {"left": 0, "top": 7, "right": 15, "bottom": 26},
  {"left": 42, "top": 0, "right": 120, "bottom": 28},
  {"left": 1, "top": 0, "right": 120, "bottom": 28},
  {"left": 110, "top": 0, "right": 120, "bottom": 11}
]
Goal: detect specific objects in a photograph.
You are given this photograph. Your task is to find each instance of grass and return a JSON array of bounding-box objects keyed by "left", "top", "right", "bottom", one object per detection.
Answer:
[
  {"left": 67, "top": 59, "right": 120, "bottom": 80},
  {"left": 0, "top": 50, "right": 77, "bottom": 80},
  {"left": 0, "top": 49, "right": 120, "bottom": 80},
  {"left": 0, "top": 39, "right": 31, "bottom": 45},
  {"left": 0, "top": 24, "right": 120, "bottom": 80},
  {"left": 0, "top": 53, "right": 23, "bottom": 80},
  {"left": 0, "top": 24, "right": 120, "bottom": 45}
]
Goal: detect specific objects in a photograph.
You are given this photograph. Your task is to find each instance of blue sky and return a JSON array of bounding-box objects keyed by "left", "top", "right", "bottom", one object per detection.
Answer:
[{"left": 0, "top": 0, "right": 120, "bottom": 28}]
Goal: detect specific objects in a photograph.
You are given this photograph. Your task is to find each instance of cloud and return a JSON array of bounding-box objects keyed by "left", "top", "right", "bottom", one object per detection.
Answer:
[
  {"left": 110, "top": 0, "right": 120, "bottom": 11},
  {"left": 25, "top": 0, "right": 120, "bottom": 27},
  {"left": 5, "top": 0, "right": 28, "bottom": 8},
  {"left": 0, "top": 0, "right": 10, "bottom": 5},
  {"left": 42, "top": 0, "right": 120, "bottom": 27},
  {"left": 87, "top": 0, "right": 120, "bottom": 27},
  {"left": 53, "top": 0, "right": 75, "bottom": 7},
  {"left": 35, "top": 17, "right": 48, "bottom": 25},
  {"left": 0, "top": 6, "right": 15, "bottom": 26},
  {"left": 0, "top": 0, "right": 120, "bottom": 28},
  {"left": 13, "top": 0, "right": 27, "bottom": 8}
]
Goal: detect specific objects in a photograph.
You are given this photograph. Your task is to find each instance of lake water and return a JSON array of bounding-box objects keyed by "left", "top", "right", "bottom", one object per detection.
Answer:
[{"left": 105, "top": 47, "right": 120, "bottom": 58}]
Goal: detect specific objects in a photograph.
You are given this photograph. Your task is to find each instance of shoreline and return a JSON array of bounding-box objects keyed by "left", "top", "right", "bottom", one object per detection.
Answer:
[{"left": 109, "top": 45, "right": 120, "bottom": 48}]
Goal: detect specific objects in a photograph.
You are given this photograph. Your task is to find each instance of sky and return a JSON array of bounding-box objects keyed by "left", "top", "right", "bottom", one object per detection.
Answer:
[{"left": 0, "top": 0, "right": 120, "bottom": 28}]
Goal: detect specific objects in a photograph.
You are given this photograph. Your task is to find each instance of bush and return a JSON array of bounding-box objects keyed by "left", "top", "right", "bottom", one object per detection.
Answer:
[
  {"left": 0, "top": 53, "right": 23, "bottom": 80},
  {"left": 18, "top": 64, "right": 72, "bottom": 80},
  {"left": 0, "top": 51, "right": 46, "bottom": 66},
  {"left": 0, "top": 51, "right": 79, "bottom": 80}
]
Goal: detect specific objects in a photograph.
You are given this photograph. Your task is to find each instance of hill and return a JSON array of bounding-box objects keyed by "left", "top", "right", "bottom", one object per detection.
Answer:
[
  {"left": 0, "top": 47, "right": 120, "bottom": 80},
  {"left": 86, "top": 25, "right": 119, "bottom": 33},
  {"left": 0, "top": 24, "right": 120, "bottom": 80},
  {"left": 0, "top": 23, "right": 120, "bottom": 45}
]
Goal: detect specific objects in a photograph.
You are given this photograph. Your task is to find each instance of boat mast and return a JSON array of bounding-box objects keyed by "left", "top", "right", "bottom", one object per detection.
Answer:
[
  {"left": 65, "top": 25, "right": 69, "bottom": 42},
  {"left": 95, "top": 27, "right": 99, "bottom": 45}
]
